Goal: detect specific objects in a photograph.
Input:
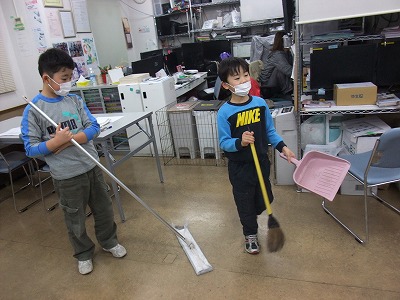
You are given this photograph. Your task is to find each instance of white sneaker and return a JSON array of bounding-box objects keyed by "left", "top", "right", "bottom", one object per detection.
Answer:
[
  {"left": 103, "top": 244, "right": 127, "bottom": 258},
  {"left": 78, "top": 259, "right": 93, "bottom": 275}
]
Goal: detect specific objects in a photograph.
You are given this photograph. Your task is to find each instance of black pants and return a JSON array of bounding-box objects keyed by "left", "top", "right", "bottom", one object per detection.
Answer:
[{"left": 228, "top": 157, "right": 274, "bottom": 236}]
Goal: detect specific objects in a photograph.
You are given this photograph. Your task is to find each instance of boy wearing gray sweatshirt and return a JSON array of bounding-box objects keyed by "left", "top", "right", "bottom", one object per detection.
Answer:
[{"left": 21, "top": 48, "right": 126, "bottom": 275}]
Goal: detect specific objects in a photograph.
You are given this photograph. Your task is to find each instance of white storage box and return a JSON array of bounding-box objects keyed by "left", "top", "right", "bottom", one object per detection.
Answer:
[
  {"left": 192, "top": 100, "right": 224, "bottom": 159},
  {"left": 167, "top": 101, "right": 199, "bottom": 159},
  {"left": 300, "top": 115, "right": 326, "bottom": 150},
  {"left": 341, "top": 116, "right": 391, "bottom": 154},
  {"left": 304, "top": 144, "right": 341, "bottom": 156},
  {"left": 340, "top": 174, "right": 377, "bottom": 196}
]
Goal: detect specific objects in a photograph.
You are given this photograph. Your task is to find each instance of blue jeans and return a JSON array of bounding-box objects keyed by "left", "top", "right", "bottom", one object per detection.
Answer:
[{"left": 53, "top": 166, "right": 118, "bottom": 261}]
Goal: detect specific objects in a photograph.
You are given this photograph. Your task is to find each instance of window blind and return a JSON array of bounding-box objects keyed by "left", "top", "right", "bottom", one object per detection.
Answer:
[{"left": 0, "top": 31, "right": 16, "bottom": 94}]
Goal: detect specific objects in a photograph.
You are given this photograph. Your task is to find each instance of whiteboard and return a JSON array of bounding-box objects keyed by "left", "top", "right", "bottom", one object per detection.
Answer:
[
  {"left": 241, "top": 0, "right": 283, "bottom": 22},
  {"left": 298, "top": 0, "right": 400, "bottom": 24}
]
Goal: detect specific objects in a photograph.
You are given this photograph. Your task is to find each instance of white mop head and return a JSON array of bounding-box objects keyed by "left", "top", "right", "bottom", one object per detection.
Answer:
[{"left": 175, "top": 225, "right": 213, "bottom": 275}]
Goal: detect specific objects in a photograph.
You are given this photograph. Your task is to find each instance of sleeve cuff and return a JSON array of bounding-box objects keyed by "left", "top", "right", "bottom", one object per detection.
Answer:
[
  {"left": 235, "top": 138, "right": 244, "bottom": 151},
  {"left": 275, "top": 141, "right": 287, "bottom": 153},
  {"left": 39, "top": 142, "right": 52, "bottom": 156}
]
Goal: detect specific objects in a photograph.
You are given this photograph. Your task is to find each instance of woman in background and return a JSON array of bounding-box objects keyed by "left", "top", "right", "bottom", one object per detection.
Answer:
[{"left": 258, "top": 31, "right": 293, "bottom": 100}]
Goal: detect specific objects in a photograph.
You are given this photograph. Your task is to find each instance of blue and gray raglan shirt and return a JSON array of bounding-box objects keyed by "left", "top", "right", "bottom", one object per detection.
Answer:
[
  {"left": 217, "top": 95, "right": 286, "bottom": 163},
  {"left": 21, "top": 93, "right": 100, "bottom": 180}
]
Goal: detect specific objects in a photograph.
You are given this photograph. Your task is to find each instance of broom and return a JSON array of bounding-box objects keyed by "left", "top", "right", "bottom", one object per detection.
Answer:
[{"left": 250, "top": 143, "right": 285, "bottom": 252}]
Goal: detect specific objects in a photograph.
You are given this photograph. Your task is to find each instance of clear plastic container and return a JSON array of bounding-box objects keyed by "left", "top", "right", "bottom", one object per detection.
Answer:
[{"left": 89, "top": 68, "right": 97, "bottom": 86}]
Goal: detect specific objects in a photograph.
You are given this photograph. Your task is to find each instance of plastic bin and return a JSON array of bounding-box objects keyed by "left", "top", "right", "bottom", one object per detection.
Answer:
[
  {"left": 192, "top": 100, "right": 224, "bottom": 159},
  {"left": 167, "top": 101, "right": 199, "bottom": 159}
]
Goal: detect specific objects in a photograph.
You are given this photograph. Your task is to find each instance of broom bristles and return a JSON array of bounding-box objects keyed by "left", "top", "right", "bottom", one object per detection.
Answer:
[
  {"left": 267, "top": 227, "right": 285, "bottom": 252},
  {"left": 267, "top": 214, "right": 285, "bottom": 252}
]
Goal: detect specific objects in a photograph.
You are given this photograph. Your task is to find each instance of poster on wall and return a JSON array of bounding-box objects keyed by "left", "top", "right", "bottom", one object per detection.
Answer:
[
  {"left": 71, "top": 0, "right": 91, "bottom": 33},
  {"left": 122, "top": 17, "right": 133, "bottom": 48},
  {"left": 72, "top": 56, "right": 87, "bottom": 80},
  {"left": 59, "top": 10, "right": 76, "bottom": 38},
  {"left": 53, "top": 42, "right": 68, "bottom": 53},
  {"left": 25, "top": 0, "right": 48, "bottom": 53},
  {"left": 43, "top": 0, "right": 63, "bottom": 7},
  {"left": 68, "top": 40, "right": 86, "bottom": 79},
  {"left": 82, "top": 38, "right": 99, "bottom": 72},
  {"left": 68, "top": 40, "right": 83, "bottom": 57},
  {"left": 45, "top": 10, "right": 63, "bottom": 38}
]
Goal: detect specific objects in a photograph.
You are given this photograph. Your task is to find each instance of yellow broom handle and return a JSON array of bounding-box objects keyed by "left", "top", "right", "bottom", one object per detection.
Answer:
[{"left": 250, "top": 143, "right": 272, "bottom": 215}]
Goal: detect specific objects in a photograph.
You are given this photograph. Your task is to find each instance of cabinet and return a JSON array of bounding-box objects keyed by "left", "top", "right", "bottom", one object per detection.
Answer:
[
  {"left": 154, "top": 0, "right": 284, "bottom": 46},
  {"left": 70, "top": 85, "right": 129, "bottom": 150},
  {"left": 70, "top": 85, "right": 122, "bottom": 114},
  {"left": 294, "top": 14, "right": 400, "bottom": 156}
]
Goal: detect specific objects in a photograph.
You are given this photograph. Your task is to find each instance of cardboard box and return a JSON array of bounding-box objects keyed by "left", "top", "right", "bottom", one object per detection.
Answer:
[
  {"left": 340, "top": 174, "right": 377, "bottom": 196},
  {"left": 334, "top": 82, "right": 377, "bottom": 106},
  {"left": 119, "top": 73, "right": 150, "bottom": 84},
  {"left": 341, "top": 116, "right": 391, "bottom": 154}
]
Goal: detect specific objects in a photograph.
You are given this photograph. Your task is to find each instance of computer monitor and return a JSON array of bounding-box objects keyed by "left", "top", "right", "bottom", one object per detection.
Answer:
[
  {"left": 182, "top": 43, "right": 205, "bottom": 71},
  {"left": 173, "top": 47, "right": 184, "bottom": 66},
  {"left": 164, "top": 52, "right": 179, "bottom": 74},
  {"left": 140, "top": 49, "right": 163, "bottom": 60},
  {"left": 310, "top": 44, "right": 376, "bottom": 90},
  {"left": 202, "top": 40, "right": 232, "bottom": 61},
  {"left": 232, "top": 42, "right": 252, "bottom": 58},
  {"left": 375, "top": 42, "right": 400, "bottom": 88},
  {"left": 131, "top": 54, "right": 165, "bottom": 77}
]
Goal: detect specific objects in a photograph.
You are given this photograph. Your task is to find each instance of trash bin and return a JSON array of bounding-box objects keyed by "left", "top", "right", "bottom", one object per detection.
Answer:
[
  {"left": 167, "top": 101, "right": 199, "bottom": 159},
  {"left": 192, "top": 100, "right": 224, "bottom": 159}
]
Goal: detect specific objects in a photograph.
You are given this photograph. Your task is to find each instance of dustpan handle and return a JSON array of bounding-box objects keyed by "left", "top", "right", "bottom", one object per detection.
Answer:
[
  {"left": 279, "top": 152, "right": 300, "bottom": 167},
  {"left": 23, "top": 97, "right": 189, "bottom": 244}
]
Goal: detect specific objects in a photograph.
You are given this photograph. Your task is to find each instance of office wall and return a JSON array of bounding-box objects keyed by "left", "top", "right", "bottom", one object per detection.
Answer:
[
  {"left": 0, "top": 0, "right": 97, "bottom": 111},
  {"left": 87, "top": 0, "right": 128, "bottom": 68},
  {"left": 119, "top": 0, "right": 158, "bottom": 63}
]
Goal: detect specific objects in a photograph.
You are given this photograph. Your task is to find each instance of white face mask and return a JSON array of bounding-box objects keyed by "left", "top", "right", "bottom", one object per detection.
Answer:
[
  {"left": 48, "top": 76, "right": 72, "bottom": 96},
  {"left": 227, "top": 81, "right": 251, "bottom": 97}
]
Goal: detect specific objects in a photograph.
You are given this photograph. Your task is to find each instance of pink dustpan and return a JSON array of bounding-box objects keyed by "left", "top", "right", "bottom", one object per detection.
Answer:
[{"left": 281, "top": 151, "right": 350, "bottom": 201}]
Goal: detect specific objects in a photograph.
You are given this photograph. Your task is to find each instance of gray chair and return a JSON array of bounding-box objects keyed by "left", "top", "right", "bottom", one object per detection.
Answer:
[
  {"left": 213, "top": 76, "right": 222, "bottom": 100},
  {"left": 0, "top": 151, "right": 40, "bottom": 213},
  {"left": 33, "top": 158, "right": 57, "bottom": 211},
  {"left": 323, "top": 128, "right": 400, "bottom": 244}
]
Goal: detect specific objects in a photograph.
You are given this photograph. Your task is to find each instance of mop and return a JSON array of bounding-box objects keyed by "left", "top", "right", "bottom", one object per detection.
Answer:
[{"left": 23, "top": 97, "right": 213, "bottom": 276}]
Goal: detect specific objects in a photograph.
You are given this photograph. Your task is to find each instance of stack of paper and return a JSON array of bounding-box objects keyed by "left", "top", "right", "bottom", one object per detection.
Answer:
[
  {"left": 0, "top": 127, "right": 21, "bottom": 137},
  {"left": 381, "top": 26, "right": 400, "bottom": 39},
  {"left": 119, "top": 73, "right": 150, "bottom": 84},
  {"left": 376, "top": 93, "right": 400, "bottom": 107}
]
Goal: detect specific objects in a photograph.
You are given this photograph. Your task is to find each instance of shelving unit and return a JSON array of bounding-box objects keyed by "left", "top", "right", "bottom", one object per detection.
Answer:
[
  {"left": 294, "top": 8, "right": 400, "bottom": 156},
  {"left": 191, "top": 19, "right": 283, "bottom": 34},
  {"left": 70, "top": 85, "right": 128, "bottom": 150},
  {"left": 154, "top": 0, "right": 284, "bottom": 46},
  {"left": 70, "top": 85, "right": 122, "bottom": 114}
]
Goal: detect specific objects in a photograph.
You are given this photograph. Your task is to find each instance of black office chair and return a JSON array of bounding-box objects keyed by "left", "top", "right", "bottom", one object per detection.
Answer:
[{"left": 0, "top": 151, "right": 40, "bottom": 213}]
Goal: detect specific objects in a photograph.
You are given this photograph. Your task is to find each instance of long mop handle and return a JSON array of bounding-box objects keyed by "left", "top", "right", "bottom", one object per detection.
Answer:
[
  {"left": 24, "top": 97, "right": 189, "bottom": 245},
  {"left": 250, "top": 143, "right": 272, "bottom": 215}
]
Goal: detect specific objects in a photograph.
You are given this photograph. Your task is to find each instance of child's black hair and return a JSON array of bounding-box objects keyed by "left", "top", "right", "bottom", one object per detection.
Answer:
[
  {"left": 218, "top": 57, "right": 249, "bottom": 83},
  {"left": 38, "top": 48, "right": 74, "bottom": 77}
]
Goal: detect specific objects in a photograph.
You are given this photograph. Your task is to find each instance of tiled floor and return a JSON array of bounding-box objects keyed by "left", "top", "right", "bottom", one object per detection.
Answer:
[{"left": 1, "top": 157, "right": 399, "bottom": 299}]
